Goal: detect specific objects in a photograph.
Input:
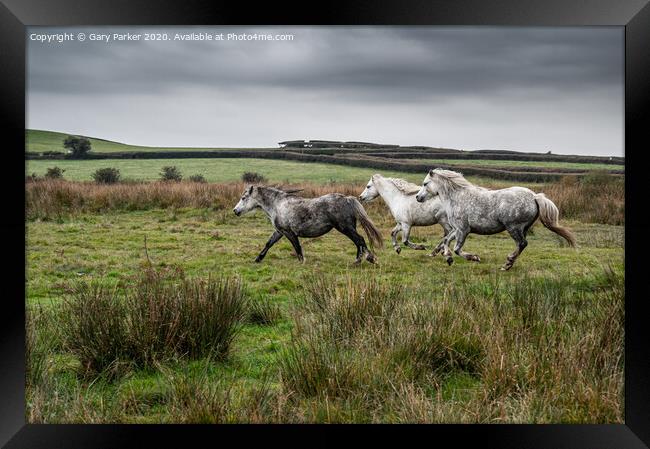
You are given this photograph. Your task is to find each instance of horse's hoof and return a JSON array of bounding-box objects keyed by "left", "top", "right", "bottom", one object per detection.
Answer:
[
  {"left": 395, "top": 247, "right": 401, "bottom": 255},
  {"left": 500, "top": 265, "right": 512, "bottom": 271},
  {"left": 446, "top": 258, "right": 454, "bottom": 266},
  {"left": 415, "top": 245, "right": 427, "bottom": 250},
  {"left": 471, "top": 256, "right": 481, "bottom": 262},
  {"left": 254, "top": 258, "right": 262, "bottom": 263}
]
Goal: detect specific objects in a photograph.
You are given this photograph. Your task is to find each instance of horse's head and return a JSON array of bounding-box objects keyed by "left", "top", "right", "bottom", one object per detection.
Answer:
[
  {"left": 358, "top": 175, "right": 380, "bottom": 202},
  {"left": 416, "top": 170, "right": 440, "bottom": 203},
  {"left": 233, "top": 185, "right": 260, "bottom": 216}
]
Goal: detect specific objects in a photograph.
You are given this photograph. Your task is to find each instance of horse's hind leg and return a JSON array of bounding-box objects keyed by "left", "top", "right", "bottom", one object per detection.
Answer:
[
  {"left": 282, "top": 230, "right": 305, "bottom": 263},
  {"left": 337, "top": 225, "right": 376, "bottom": 264},
  {"left": 501, "top": 227, "right": 528, "bottom": 271},
  {"left": 391, "top": 223, "right": 402, "bottom": 254},
  {"left": 453, "top": 230, "right": 481, "bottom": 262},
  {"left": 402, "top": 224, "right": 426, "bottom": 250}
]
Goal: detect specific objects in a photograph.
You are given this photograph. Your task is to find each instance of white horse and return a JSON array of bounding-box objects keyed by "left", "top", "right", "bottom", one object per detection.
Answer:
[
  {"left": 359, "top": 174, "right": 451, "bottom": 255},
  {"left": 415, "top": 168, "right": 576, "bottom": 270}
]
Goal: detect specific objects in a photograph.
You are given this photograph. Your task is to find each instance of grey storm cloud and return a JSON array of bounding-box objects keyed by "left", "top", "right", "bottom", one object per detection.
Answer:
[{"left": 27, "top": 26, "right": 623, "bottom": 155}]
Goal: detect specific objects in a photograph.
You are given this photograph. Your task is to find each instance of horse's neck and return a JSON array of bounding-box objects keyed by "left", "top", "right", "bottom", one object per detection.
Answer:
[
  {"left": 375, "top": 178, "right": 404, "bottom": 206},
  {"left": 257, "top": 189, "right": 284, "bottom": 217},
  {"left": 439, "top": 186, "right": 472, "bottom": 207}
]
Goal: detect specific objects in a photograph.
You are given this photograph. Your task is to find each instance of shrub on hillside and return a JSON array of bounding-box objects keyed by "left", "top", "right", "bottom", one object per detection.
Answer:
[
  {"left": 188, "top": 174, "right": 207, "bottom": 183},
  {"left": 160, "top": 166, "right": 183, "bottom": 182},
  {"left": 44, "top": 167, "right": 65, "bottom": 179},
  {"left": 92, "top": 167, "right": 121, "bottom": 184},
  {"left": 242, "top": 172, "right": 267, "bottom": 183}
]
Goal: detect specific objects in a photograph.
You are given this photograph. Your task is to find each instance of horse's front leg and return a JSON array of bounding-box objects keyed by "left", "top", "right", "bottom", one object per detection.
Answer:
[
  {"left": 282, "top": 230, "right": 305, "bottom": 263},
  {"left": 441, "top": 230, "right": 457, "bottom": 265},
  {"left": 430, "top": 223, "right": 451, "bottom": 257},
  {"left": 453, "top": 230, "right": 481, "bottom": 262},
  {"left": 254, "top": 230, "right": 283, "bottom": 263},
  {"left": 390, "top": 223, "right": 402, "bottom": 254},
  {"left": 402, "top": 224, "right": 426, "bottom": 250}
]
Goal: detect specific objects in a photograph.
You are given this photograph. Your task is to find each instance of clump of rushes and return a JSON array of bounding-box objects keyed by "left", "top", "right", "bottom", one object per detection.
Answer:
[
  {"left": 245, "top": 296, "right": 283, "bottom": 325},
  {"left": 57, "top": 268, "right": 248, "bottom": 377}
]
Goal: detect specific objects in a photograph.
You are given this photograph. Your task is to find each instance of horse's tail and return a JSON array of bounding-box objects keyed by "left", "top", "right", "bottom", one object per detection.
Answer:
[
  {"left": 534, "top": 193, "right": 576, "bottom": 247},
  {"left": 349, "top": 197, "right": 384, "bottom": 250}
]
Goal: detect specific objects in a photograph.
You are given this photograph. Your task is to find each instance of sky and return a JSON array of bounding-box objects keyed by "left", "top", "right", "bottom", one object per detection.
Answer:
[{"left": 27, "top": 26, "right": 623, "bottom": 156}]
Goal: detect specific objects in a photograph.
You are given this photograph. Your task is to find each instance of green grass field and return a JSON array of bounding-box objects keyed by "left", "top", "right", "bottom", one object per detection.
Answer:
[
  {"left": 26, "top": 158, "right": 472, "bottom": 184},
  {"left": 26, "top": 182, "right": 624, "bottom": 423},
  {"left": 25, "top": 134, "right": 625, "bottom": 423}
]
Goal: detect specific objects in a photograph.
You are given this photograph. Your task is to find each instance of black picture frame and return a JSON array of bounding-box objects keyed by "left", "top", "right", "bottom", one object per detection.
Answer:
[{"left": 2, "top": 1, "right": 649, "bottom": 447}]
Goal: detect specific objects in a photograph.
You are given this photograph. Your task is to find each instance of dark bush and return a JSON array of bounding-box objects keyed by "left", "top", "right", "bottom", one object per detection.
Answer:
[
  {"left": 188, "top": 174, "right": 207, "bottom": 183},
  {"left": 92, "top": 167, "right": 121, "bottom": 184},
  {"left": 160, "top": 166, "right": 183, "bottom": 182},
  {"left": 242, "top": 172, "right": 267, "bottom": 183},
  {"left": 45, "top": 167, "right": 65, "bottom": 179}
]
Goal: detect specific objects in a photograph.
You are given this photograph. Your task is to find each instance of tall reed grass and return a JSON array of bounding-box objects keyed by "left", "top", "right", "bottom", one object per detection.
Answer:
[
  {"left": 278, "top": 269, "right": 624, "bottom": 423},
  {"left": 25, "top": 175, "right": 623, "bottom": 225},
  {"left": 55, "top": 268, "right": 248, "bottom": 376}
]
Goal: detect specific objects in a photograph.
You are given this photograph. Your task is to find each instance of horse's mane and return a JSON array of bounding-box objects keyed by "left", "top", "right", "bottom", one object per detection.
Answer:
[
  {"left": 431, "top": 169, "right": 481, "bottom": 191},
  {"left": 258, "top": 185, "right": 303, "bottom": 197},
  {"left": 384, "top": 178, "right": 421, "bottom": 195}
]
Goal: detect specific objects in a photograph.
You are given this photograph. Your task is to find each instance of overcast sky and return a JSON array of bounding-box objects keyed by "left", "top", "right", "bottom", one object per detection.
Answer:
[{"left": 27, "top": 26, "right": 623, "bottom": 156}]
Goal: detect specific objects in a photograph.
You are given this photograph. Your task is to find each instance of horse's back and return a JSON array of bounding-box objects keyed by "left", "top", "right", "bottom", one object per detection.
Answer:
[
  {"left": 451, "top": 186, "right": 537, "bottom": 232},
  {"left": 491, "top": 187, "right": 538, "bottom": 223}
]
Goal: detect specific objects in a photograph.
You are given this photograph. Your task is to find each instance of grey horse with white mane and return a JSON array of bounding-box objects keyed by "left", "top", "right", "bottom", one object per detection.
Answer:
[
  {"left": 358, "top": 174, "right": 451, "bottom": 256},
  {"left": 415, "top": 169, "right": 576, "bottom": 270},
  {"left": 233, "top": 185, "right": 383, "bottom": 264}
]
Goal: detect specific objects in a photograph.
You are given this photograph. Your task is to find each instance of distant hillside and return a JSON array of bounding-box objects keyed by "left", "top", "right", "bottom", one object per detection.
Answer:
[
  {"left": 25, "top": 129, "right": 623, "bottom": 182},
  {"left": 25, "top": 129, "right": 269, "bottom": 153}
]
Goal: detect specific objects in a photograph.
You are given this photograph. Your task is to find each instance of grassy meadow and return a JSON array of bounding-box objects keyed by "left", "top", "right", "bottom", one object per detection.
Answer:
[
  {"left": 27, "top": 158, "right": 433, "bottom": 184},
  {"left": 25, "top": 166, "right": 625, "bottom": 423}
]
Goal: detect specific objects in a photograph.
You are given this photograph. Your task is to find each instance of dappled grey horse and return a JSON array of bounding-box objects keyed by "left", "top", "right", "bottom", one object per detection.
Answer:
[
  {"left": 358, "top": 174, "right": 452, "bottom": 256},
  {"left": 233, "top": 185, "right": 383, "bottom": 264},
  {"left": 416, "top": 169, "right": 576, "bottom": 270}
]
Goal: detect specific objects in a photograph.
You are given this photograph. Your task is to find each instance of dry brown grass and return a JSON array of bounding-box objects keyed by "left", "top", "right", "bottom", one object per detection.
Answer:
[{"left": 26, "top": 175, "right": 623, "bottom": 225}]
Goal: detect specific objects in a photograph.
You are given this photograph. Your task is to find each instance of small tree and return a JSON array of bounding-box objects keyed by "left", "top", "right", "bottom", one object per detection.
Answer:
[
  {"left": 92, "top": 167, "right": 121, "bottom": 184},
  {"left": 160, "top": 166, "right": 182, "bottom": 182},
  {"left": 188, "top": 174, "right": 207, "bottom": 183},
  {"left": 63, "top": 135, "right": 92, "bottom": 158},
  {"left": 45, "top": 167, "right": 65, "bottom": 179}
]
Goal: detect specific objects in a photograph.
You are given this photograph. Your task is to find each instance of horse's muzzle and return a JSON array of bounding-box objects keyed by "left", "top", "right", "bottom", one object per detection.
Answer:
[
  {"left": 415, "top": 195, "right": 424, "bottom": 203},
  {"left": 233, "top": 208, "right": 241, "bottom": 216}
]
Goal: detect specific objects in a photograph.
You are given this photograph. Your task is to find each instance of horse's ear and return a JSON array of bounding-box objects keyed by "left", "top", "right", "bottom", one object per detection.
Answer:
[
  {"left": 429, "top": 169, "right": 434, "bottom": 176},
  {"left": 248, "top": 185, "right": 254, "bottom": 194}
]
